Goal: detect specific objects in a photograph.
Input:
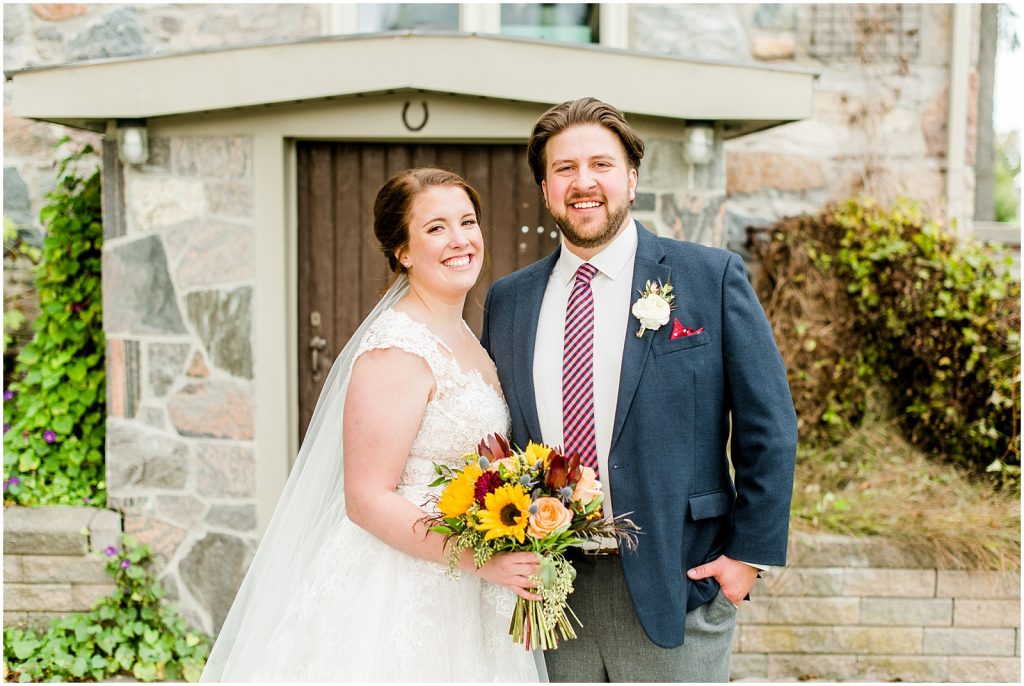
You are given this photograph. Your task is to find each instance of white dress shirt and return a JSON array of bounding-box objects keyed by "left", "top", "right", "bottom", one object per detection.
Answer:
[{"left": 533, "top": 220, "right": 638, "bottom": 519}]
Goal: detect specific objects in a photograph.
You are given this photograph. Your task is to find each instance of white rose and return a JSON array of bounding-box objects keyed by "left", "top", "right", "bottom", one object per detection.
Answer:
[{"left": 631, "top": 294, "right": 671, "bottom": 331}]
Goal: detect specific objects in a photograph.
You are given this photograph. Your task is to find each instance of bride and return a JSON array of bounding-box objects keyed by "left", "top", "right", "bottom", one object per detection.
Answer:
[{"left": 201, "top": 169, "right": 543, "bottom": 682}]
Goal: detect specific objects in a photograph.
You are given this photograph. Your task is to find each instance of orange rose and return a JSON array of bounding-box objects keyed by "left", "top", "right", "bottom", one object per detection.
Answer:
[
  {"left": 487, "top": 457, "right": 516, "bottom": 473},
  {"left": 527, "top": 497, "right": 573, "bottom": 539},
  {"left": 572, "top": 466, "right": 603, "bottom": 506}
]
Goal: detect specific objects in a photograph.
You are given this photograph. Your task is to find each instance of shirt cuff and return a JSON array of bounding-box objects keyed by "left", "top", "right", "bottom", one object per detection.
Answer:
[{"left": 739, "top": 560, "right": 771, "bottom": 572}]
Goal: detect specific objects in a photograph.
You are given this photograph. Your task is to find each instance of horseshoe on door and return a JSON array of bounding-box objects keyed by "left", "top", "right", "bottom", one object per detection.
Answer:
[{"left": 402, "top": 100, "right": 429, "bottom": 132}]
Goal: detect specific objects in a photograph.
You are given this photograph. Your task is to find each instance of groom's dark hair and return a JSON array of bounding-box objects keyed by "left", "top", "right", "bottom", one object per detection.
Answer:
[{"left": 527, "top": 97, "right": 645, "bottom": 185}]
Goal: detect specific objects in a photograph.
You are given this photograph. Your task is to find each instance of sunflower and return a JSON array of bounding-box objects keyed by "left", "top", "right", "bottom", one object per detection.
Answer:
[
  {"left": 438, "top": 463, "right": 483, "bottom": 518},
  {"left": 524, "top": 441, "right": 552, "bottom": 468},
  {"left": 475, "top": 484, "right": 532, "bottom": 543}
]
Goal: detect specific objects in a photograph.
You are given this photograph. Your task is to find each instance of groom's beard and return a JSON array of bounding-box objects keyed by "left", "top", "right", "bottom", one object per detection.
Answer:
[{"left": 550, "top": 191, "right": 632, "bottom": 251}]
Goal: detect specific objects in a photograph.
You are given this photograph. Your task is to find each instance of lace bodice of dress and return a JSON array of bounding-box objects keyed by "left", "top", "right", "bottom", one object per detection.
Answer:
[{"left": 353, "top": 308, "right": 511, "bottom": 502}]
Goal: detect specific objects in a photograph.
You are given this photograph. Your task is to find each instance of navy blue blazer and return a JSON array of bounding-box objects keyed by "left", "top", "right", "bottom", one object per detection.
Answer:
[{"left": 480, "top": 223, "right": 798, "bottom": 649}]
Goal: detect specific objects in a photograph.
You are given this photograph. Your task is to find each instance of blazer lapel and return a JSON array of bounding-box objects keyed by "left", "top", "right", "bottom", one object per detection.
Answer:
[
  {"left": 610, "top": 224, "right": 669, "bottom": 453},
  {"left": 511, "top": 247, "right": 560, "bottom": 445}
]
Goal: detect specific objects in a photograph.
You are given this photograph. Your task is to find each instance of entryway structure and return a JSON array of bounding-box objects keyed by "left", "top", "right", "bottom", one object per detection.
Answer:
[{"left": 8, "top": 31, "right": 815, "bottom": 632}]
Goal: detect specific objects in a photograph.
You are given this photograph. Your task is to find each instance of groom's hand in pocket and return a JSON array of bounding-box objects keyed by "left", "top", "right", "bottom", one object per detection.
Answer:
[
  {"left": 473, "top": 552, "right": 543, "bottom": 601},
  {"left": 686, "top": 554, "right": 758, "bottom": 606}
]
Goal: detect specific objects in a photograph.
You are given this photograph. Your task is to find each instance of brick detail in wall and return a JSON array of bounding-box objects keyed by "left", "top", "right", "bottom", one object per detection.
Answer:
[{"left": 107, "top": 338, "right": 140, "bottom": 419}]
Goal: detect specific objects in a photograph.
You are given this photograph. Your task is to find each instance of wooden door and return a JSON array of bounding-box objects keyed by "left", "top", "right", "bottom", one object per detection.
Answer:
[{"left": 296, "top": 142, "right": 555, "bottom": 439}]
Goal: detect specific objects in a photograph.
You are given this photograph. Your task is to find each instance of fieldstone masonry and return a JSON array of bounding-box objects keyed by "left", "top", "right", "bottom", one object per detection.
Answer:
[{"left": 99, "top": 133, "right": 257, "bottom": 633}]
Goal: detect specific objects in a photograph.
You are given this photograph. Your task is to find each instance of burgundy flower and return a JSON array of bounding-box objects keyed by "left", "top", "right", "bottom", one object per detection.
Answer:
[
  {"left": 43, "top": 430, "right": 56, "bottom": 444},
  {"left": 473, "top": 470, "right": 504, "bottom": 506},
  {"left": 120, "top": 559, "right": 131, "bottom": 570},
  {"left": 104, "top": 546, "right": 118, "bottom": 558},
  {"left": 70, "top": 303, "right": 84, "bottom": 313},
  {"left": 3, "top": 423, "right": 10, "bottom": 434},
  {"left": 545, "top": 448, "right": 581, "bottom": 491},
  {"left": 476, "top": 433, "right": 511, "bottom": 461}
]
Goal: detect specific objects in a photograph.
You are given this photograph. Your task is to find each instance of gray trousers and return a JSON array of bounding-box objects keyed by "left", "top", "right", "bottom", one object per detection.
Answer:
[{"left": 543, "top": 554, "right": 737, "bottom": 682}]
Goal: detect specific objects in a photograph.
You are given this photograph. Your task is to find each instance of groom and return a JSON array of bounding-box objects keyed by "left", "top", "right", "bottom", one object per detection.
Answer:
[{"left": 481, "top": 98, "right": 797, "bottom": 682}]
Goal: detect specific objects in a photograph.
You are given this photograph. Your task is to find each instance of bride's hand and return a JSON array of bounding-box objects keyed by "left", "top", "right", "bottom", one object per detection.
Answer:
[{"left": 470, "top": 551, "right": 543, "bottom": 600}]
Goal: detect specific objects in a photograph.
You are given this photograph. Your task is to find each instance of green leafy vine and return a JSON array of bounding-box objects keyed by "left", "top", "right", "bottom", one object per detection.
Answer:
[{"left": 3, "top": 141, "right": 106, "bottom": 506}]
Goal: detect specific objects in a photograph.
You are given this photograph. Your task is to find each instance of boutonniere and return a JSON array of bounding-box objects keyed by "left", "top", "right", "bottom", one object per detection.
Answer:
[{"left": 631, "top": 279, "right": 675, "bottom": 338}]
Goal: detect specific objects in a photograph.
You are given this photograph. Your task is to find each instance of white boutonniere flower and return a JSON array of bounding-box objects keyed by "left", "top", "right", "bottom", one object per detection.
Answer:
[{"left": 631, "top": 280, "right": 675, "bottom": 338}]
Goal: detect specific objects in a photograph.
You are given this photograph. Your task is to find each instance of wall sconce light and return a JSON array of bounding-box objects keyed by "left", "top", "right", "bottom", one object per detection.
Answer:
[
  {"left": 116, "top": 119, "right": 149, "bottom": 165},
  {"left": 683, "top": 121, "right": 715, "bottom": 166}
]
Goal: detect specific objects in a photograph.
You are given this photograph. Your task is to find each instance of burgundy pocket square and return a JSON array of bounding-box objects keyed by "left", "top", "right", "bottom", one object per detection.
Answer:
[{"left": 670, "top": 318, "right": 704, "bottom": 340}]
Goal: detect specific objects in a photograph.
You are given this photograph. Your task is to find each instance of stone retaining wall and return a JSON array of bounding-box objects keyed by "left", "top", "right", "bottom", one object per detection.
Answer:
[
  {"left": 732, "top": 532, "right": 1021, "bottom": 682},
  {"left": 3, "top": 507, "right": 123, "bottom": 631}
]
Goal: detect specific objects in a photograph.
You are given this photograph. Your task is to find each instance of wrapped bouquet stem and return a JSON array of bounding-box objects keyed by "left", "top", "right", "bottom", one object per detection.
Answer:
[{"left": 424, "top": 434, "right": 639, "bottom": 651}]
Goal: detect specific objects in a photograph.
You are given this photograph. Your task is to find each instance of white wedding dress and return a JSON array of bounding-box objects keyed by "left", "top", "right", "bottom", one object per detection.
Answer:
[{"left": 247, "top": 309, "right": 540, "bottom": 682}]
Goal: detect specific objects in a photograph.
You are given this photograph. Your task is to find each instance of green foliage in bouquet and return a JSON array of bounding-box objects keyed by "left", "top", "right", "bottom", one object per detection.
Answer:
[
  {"left": 753, "top": 197, "right": 1020, "bottom": 483},
  {"left": 424, "top": 434, "right": 639, "bottom": 650},
  {"left": 3, "top": 537, "right": 211, "bottom": 683},
  {"left": 3, "top": 141, "right": 106, "bottom": 506}
]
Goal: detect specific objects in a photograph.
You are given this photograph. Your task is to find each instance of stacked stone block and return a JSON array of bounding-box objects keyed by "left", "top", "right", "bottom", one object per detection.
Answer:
[
  {"left": 3, "top": 507, "right": 122, "bottom": 631},
  {"left": 731, "top": 533, "right": 1021, "bottom": 682}
]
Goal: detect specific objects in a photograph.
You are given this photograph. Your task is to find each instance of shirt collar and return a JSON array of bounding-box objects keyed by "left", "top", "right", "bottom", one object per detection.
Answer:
[{"left": 556, "top": 218, "right": 638, "bottom": 287}]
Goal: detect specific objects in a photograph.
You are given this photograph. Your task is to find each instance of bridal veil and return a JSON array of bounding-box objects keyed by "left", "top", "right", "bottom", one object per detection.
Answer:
[{"left": 200, "top": 275, "right": 410, "bottom": 681}]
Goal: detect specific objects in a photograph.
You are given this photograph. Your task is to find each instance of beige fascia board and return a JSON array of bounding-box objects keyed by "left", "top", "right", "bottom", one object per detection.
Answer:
[
  {"left": 11, "top": 33, "right": 816, "bottom": 127},
  {"left": 143, "top": 92, "right": 691, "bottom": 143}
]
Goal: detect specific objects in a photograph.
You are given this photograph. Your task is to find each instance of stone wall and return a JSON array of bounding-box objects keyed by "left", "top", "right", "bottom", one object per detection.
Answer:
[
  {"left": 628, "top": 3, "right": 981, "bottom": 248},
  {"left": 3, "top": 507, "right": 122, "bottom": 631},
  {"left": 731, "top": 532, "right": 1021, "bottom": 682},
  {"left": 99, "top": 134, "right": 258, "bottom": 634}
]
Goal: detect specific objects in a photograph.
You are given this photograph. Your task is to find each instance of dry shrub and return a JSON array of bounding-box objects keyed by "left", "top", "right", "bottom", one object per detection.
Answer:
[
  {"left": 751, "top": 210, "right": 866, "bottom": 443},
  {"left": 752, "top": 198, "right": 1020, "bottom": 476},
  {"left": 791, "top": 410, "right": 1021, "bottom": 570}
]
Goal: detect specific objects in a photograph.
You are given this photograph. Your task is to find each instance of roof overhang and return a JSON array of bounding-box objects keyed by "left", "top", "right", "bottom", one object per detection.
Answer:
[{"left": 7, "top": 31, "right": 818, "bottom": 138}]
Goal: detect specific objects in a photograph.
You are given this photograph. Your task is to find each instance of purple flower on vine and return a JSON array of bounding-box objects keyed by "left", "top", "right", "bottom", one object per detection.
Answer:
[
  {"left": 3, "top": 423, "right": 10, "bottom": 434},
  {"left": 120, "top": 559, "right": 131, "bottom": 570},
  {"left": 104, "top": 546, "right": 118, "bottom": 558},
  {"left": 70, "top": 303, "right": 84, "bottom": 313},
  {"left": 3, "top": 390, "right": 13, "bottom": 401},
  {"left": 5, "top": 476, "right": 20, "bottom": 490},
  {"left": 43, "top": 430, "right": 56, "bottom": 444}
]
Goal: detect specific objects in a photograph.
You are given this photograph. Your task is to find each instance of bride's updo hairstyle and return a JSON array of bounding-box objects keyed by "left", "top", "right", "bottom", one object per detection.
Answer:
[{"left": 373, "top": 167, "right": 483, "bottom": 274}]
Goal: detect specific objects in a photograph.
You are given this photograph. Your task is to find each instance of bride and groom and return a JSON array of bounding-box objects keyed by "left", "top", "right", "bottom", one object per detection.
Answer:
[{"left": 201, "top": 97, "right": 797, "bottom": 683}]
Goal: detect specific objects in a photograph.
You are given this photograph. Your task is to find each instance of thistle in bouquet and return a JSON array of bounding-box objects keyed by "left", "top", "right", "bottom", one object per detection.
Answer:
[{"left": 423, "top": 434, "right": 639, "bottom": 651}]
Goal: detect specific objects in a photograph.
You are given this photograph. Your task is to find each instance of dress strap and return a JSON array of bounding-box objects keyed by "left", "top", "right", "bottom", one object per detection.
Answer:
[{"left": 353, "top": 309, "right": 454, "bottom": 383}]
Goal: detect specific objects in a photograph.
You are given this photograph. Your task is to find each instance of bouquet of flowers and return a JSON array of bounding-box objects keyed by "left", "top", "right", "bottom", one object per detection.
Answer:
[{"left": 424, "top": 434, "right": 639, "bottom": 651}]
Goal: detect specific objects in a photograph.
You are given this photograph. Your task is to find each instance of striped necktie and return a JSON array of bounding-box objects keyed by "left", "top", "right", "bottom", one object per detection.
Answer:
[{"left": 562, "top": 262, "right": 600, "bottom": 475}]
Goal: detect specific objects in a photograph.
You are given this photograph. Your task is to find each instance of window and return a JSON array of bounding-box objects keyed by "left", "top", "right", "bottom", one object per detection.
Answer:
[
  {"left": 357, "top": 3, "right": 459, "bottom": 32},
  {"left": 499, "top": 4, "right": 598, "bottom": 44},
  {"left": 331, "top": 4, "right": 624, "bottom": 48}
]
